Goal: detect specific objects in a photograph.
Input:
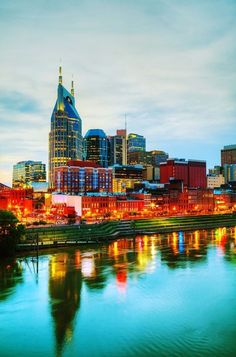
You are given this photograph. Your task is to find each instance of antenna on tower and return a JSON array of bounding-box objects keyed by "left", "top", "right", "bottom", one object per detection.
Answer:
[{"left": 59, "top": 65, "right": 63, "bottom": 85}]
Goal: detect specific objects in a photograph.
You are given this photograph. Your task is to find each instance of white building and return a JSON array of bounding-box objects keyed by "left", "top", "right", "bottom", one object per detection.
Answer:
[{"left": 207, "top": 174, "right": 225, "bottom": 189}]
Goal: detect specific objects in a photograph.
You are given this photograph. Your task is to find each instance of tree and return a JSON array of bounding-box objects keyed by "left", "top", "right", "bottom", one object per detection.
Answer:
[{"left": 0, "top": 210, "right": 25, "bottom": 256}]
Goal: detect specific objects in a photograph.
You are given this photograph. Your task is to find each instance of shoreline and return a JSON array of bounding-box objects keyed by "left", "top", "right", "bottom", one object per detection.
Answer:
[{"left": 17, "top": 213, "right": 236, "bottom": 252}]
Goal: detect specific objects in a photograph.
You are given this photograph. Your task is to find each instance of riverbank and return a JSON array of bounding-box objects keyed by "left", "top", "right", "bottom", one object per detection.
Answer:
[{"left": 18, "top": 213, "right": 236, "bottom": 251}]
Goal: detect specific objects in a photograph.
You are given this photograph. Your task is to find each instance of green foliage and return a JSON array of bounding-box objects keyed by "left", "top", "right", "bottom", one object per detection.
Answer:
[{"left": 0, "top": 210, "right": 25, "bottom": 257}]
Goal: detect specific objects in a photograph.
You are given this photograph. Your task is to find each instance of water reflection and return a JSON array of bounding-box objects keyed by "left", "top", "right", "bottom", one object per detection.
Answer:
[
  {"left": 0, "top": 259, "right": 23, "bottom": 301},
  {"left": 81, "top": 251, "right": 108, "bottom": 290},
  {"left": 49, "top": 252, "right": 82, "bottom": 356},
  {"left": 1, "top": 227, "right": 236, "bottom": 356}
]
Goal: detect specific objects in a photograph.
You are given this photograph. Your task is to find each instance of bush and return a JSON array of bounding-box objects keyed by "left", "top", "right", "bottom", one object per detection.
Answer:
[{"left": 0, "top": 210, "right": 25, "bottom": 256}]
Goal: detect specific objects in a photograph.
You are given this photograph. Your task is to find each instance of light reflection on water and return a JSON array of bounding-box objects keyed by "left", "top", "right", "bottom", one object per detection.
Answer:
[{"left": 1, "top": 227, "right": 236, "bottom": 356}]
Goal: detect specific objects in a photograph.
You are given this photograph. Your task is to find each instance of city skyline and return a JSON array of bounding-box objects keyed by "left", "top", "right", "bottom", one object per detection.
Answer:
[{"left": 1, "top": 0, "right": 236, "bottom": 185}]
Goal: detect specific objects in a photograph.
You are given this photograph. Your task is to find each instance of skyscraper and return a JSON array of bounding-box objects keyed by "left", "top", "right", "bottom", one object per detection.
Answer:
[
  {"left": 127, "top": 133, "right": 146, "bottom": 153},
  {"left": 49, "top": 67, "right": 83, "bottom": 188},
  {"left": 221, "top": 145, "right": 236, "bottom": 165},
  {"left": 223, "top": 164, "right": 236, "bottom": 183},
  {"left": 12, "top": 160, "right": 46, "bottom": 188},
  {"left": 84, "top": 129, "right": 108, "bottom": 167},
  {"left": 108, "top": 129, "right": 127, "bottom": 166}
]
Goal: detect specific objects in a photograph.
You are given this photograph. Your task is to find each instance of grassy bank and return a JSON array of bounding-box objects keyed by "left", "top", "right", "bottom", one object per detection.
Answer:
[{"left": 18, "top": 213, "right": 236, "bottom": 251}]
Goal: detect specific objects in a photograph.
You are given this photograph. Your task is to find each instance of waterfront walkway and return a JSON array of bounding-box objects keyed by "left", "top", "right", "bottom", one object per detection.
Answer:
[{"left": 18, "top": 213, "right": 236, "bottom": 251}]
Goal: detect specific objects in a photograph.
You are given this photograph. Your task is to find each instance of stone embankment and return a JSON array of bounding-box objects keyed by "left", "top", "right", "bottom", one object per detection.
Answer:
[{"left": 18, "top": 213, "right": 236, "bottom": 251}]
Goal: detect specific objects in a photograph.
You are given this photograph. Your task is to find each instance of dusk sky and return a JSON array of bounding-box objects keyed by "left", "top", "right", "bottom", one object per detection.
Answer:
[{"left": 0, "top": 0, "right": 236, "bottom": 185}]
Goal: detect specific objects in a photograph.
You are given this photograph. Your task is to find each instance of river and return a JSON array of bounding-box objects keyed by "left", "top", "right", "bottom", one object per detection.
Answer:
[{"left": 1, "top": 227, "right": 236, "bottom": 356}]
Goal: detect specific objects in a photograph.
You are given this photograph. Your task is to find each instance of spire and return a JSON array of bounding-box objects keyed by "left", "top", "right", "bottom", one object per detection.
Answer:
[
  {"left": 59, "top": 66, "right": 63, "bottom": 85},
  {"left": 57, "top": 66, "right": 64, "bottom": 111},
  {"left": 71, "top": 80, "right": 74, "bottom": 97}
]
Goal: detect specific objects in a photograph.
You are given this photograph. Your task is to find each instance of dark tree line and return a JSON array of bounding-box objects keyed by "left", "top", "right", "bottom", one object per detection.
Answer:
[{"left": 0, "top": 210, "right": 25, "bottom": 256}]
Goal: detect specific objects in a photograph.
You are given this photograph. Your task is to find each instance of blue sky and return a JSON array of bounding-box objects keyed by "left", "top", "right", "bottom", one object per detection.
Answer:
[{"left": 0, "top": 0, "right": 236, "bottom": 185}]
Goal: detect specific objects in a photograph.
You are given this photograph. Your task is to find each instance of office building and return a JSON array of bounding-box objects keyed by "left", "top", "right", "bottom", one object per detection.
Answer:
[
  {"left": 221, "top": 145, "right": 236, "bottom": 166},
  {"left": 112, "top": 165, "right": 143, "bottom": 192},
  {"left": 12, "top": 160, "right": 46, "bottom": 188},
  {"left": 49, "top": 67, "right": 83, "bottom": 188},
  {"left": 108, "top": 129, "right": 127, "bottom": 166},
  {"left": 223, "top": 164, "right": 236, "bottom": 183},
  {"left": 127, "top": 133, "right": 146, "bottom": 153},
  {"left": 84, "top": 129, "right": 108, "bottom": 167},
  {"left": 128, "top": 150, "right": 168, "bottom": 167},
  {"left": 150, "top": 150, "right": 169, "bottom": 166}
]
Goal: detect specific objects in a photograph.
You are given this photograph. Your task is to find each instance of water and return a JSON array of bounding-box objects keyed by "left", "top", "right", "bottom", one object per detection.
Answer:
[{"left": 1, "top": 227, "right": 236, "bottom": 357}]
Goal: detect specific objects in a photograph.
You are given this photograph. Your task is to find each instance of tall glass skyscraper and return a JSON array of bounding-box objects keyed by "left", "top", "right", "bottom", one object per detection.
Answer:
[
  {"left": 128, "top": 133, "right": 146, "bottom": 153},
  {"left": 84, "top": 129, "right": 108, "bottom": 167},
  {"left": 49, "top": 67, "right": 83, "bottom": 188},
  {"left": 12, "top": 160, "right": 46, "bottom": 188}
]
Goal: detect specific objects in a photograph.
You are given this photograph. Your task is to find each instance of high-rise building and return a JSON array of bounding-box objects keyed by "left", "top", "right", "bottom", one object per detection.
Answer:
[
  {"left": 108, "top": 129, "right": 127, "bottom": 166},
  {"left": 127, "top": 133, "right": 146, "bottom": 153},
  {"left": 160, "top": 159, "right": 207, "bottom": 189},
  {"left": 127, "top": 150, "right": 169, "bottom": 167},
  {"left": 84, "top": 129, "right": 108, "bottom": 167},
  {"left": 150, "top": 150, "right": 169, "bottom": 166},
  {"left": 12, "top": 160, "right": 46, "bottom": 188},
  {"left": 221, "top": 145, "right": 236, "bottom": 166},
  {"left": 223, "top": 164, "right": 236, "bottom": 183},
  {"left": 49, "top": 67, "right": 83, "bottom": 188},
  {"left": 127, "top": 151, "right": 152, "bottom": 166}
]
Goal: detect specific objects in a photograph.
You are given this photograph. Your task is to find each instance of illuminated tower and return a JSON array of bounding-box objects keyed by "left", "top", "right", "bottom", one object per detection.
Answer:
[
  {"left": 128, "top": 133, "right": 146, "bottom": 153},
  {"left": 84, "top": 129, "right": 108, "bottom": 167},
  {"left": 49, "top": 67, "right": 83, "bottom": 188}
]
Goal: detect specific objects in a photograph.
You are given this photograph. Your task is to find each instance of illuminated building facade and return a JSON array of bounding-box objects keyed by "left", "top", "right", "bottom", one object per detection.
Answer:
[
  {"left": 127, "top": 151, "right": 152, "bottom": 166},
  {"left": 0, "top": 184, "right": 33, "bottom": 215},
  {"left": 55, "top": 160, "right": 113, "bottom": 194},
  {"left": 128, "top": 150, "right": 168, "bottom": 166},
  {"left": 127, "top": 133, "right": 146, "bottom": 153},
  {"left": 82, "top": 196, "right": 116, "bottom": 216},
  {"left": 12, "top": 160, "right": 46, "bottom": 188},
  {"left": 112, "top": 165, "right": 143, "bottom": 192},
  {"left": 160, "top": 159, "right": 207, "bottom": 189},
  {"left": 150, "top": 150, "right": 169, "bottom": 166},
  {"left": 84, "top": 129, "right": 108, "bottom": 167},
  {"left": 49, "top": 67, "right": 83, "bottom": 188}
]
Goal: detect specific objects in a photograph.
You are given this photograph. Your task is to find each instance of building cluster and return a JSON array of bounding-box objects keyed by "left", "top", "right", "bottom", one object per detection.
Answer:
[{"left": 1, "top": 67, "right": 236, "bottom": 222}]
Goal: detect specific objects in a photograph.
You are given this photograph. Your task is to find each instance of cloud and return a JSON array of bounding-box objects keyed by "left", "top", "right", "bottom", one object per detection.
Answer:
[
  {"left": 0, "top": 90, "right": 40, "bottom": 114},
  {"left": 0, "top": 0, "right": 236, "bottom": 185}
]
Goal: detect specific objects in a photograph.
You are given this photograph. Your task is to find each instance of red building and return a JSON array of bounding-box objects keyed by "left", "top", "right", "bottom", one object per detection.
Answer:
[
  {"left": 188, "top": 160, "right": 207, "bottom": 189},
  {"left": 116, "top": 197, "right": 145, "bottom": 213},
  {"left": 0, "top": 184, "right": 33, "bottom": 216},
  {"left": 54, "top": 160, "right": 113, "bottom": 194},
  {"left": 160, "top": 159, "right": 206, "bottom": 189},
  {"left": 160, "top": 159, "right": 188, "bottom": 186},
  {"left": 82, "top": 196, "right": 116, "bottom": 216},
  {"left": 153, "top": 188, "right": 214, "bottom": 214}
]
